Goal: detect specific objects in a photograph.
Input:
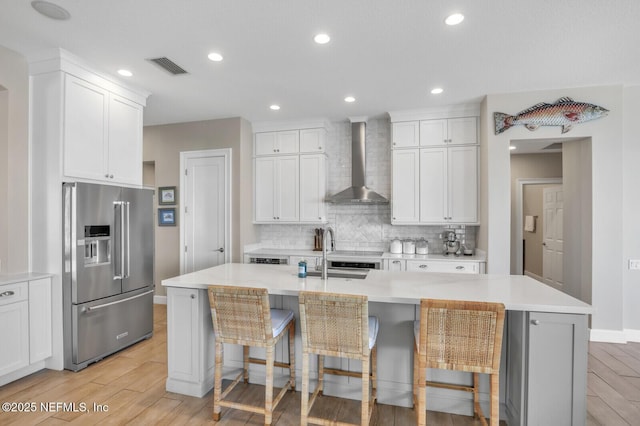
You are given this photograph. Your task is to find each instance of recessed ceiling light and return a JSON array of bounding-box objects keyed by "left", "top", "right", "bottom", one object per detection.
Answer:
[
  {"left": 31, "top": 0, "right": 70, "bottom": 20},
  {"left": 430, "top": 88, "right": 444, "bottom": 95},
  {"left": 344, "top": 96, "right": 356, "bottom": 103},
  {"left": 117, "top": 69, "right": 133, "bottom": 77},
  {"left": 314, "top": 33, "right": 331, "bottom": 44},
  {"left": 445, "top": 13, "right": 464, "bottom": 26},
  {"left": 509, "top": 146, "right": 517, "bottom": 150},
  {"left": 270, "top": 105, "right": 280, "bottom": 111},
  {"left": 207, "top": 52, "right": 224, "bottom": 62}
]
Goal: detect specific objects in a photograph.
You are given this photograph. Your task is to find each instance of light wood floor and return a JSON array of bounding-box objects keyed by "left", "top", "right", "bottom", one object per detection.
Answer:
[{"left": 0, "top": 304, "right": 638, "bottom": 425}]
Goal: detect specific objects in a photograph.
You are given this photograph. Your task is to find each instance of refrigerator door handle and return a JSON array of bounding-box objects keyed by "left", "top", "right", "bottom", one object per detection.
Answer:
[
  {"left": 125, "top": 201, "right": 131, "bottom": 278},
  {"left": 113, "top": 201, "right": 125, "bottom": 280},
  {"left": 82, "top": 289, "right": 154, "bottom": 313}
]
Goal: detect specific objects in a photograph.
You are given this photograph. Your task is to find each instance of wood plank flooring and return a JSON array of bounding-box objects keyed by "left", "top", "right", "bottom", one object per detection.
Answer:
[{"left": 0, "top": 304, "right": 638, "bottom": 425}]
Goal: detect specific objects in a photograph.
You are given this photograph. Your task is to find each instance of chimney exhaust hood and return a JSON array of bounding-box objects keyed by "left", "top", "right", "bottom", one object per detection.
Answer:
[{"left": 326, "top": 119, "right": 389, "bottom": 204}]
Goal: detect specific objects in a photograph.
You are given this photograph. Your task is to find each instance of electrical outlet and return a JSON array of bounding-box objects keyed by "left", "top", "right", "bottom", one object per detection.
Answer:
[{"left": 630, "top": 259, "right": 640, "bottom": 270}]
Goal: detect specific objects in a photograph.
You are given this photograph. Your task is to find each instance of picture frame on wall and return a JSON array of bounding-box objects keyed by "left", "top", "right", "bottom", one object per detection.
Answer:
[
  {"left": 158, "top": 186, "right": 176, "bottom": 205},
  {"left": 158, "top": 207, "right": 177, "bottom": 226}
]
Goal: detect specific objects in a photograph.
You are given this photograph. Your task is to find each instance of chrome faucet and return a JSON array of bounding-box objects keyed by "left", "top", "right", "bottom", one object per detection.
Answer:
[{"left": 321, "top": 226, "right": 335, "bottom": 279}]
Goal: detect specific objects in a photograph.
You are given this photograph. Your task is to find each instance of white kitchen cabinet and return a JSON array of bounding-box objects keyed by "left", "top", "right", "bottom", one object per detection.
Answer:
[
  {"left": 166, "top": 287, "right": 215, "bottom": 394},
  {"left": 299, "top": 128, "right": 326, "bottom": 153},
  {"left": 253, "top": 125, "right": 328, "bottom": 225},
  {"left": 419, "top": 146, "right": 478, "bottom": 224},
  {"left": 255, "top": 130, "right": 300, "bottom": 155},
  {"left": 0, "top": 282, "right": 29, "bottom": 377},
  {"left": 299, "top": 154, "right": 327, "bottom": 222},
  {"left": 420, "top": 117, "right": 477, "bottom": 146},
  {"left": 62, "top": 74, "right": 144, "bottom": 185},
  {"left": 391, "top": 121, "right": 420, "bottom": 148},
  {"left": 384, "top": 259, "right": 406, "bottom": 271},
  {"left": 106, "top": 94, "right": 143, "bottom": 185},
  {"left": 29, "top": 278, "right": 52, "bottom": 363},
  {"left": 254, "top": 156, "right": 300, "bottom": 223},
  {"left": 506, "top": 311, "right": 588, "bottom": 425},
  {"left": 406, "top": 259, "right": 479, "bottom": 274},
  {"left": 0, "top": 275, "right": 52, "bottom": 382},
  {"left": 391, "top": 149, "right": 420, "bottom": 223}
]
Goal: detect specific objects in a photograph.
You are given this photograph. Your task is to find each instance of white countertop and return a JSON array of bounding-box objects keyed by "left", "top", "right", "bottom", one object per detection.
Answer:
[
  {"left": 244, "top": 248, "right": 486, "bottom": 263},
  {"left": 0, "top": 272, "right": 53, "bottom": 286},
  {"left": 162, "top": 263, "right": 592, "bottom": 314}
]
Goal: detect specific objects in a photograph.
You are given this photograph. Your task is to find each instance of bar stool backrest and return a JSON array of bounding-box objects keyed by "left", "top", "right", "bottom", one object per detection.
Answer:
[
  {"left": 208, "top": 285, "right": 274, "bottom": 346},
  {"left": 419, "top": 299, "right": 505, "bottom": 375},
  {"left": 299, "top": 292, "right": 369, "bottom": 358}
]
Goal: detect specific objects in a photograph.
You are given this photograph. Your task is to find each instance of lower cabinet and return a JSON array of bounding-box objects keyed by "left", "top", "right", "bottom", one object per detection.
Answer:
[
  {"left": 383, "top": 259, "right": 482, "bottom": 274},
  {"left": 0, "top": 276, "right": 52, "bottom": 381},
  {"left": 506, "top": 311, "right": 588, "bottom": 425}
]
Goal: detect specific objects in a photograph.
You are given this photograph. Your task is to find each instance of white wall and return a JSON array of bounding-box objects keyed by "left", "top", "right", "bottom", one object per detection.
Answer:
[
  {"left": 483, "top": 86, "right": 627, "bottom": 339},
  {"left": 623, "top": 87, "right": 640, "bottom": 336}
]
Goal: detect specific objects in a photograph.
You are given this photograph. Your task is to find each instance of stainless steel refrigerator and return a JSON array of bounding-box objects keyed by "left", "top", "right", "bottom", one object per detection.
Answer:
[{"left": 62, "top": 182, "right": 154, "bottom": 371}]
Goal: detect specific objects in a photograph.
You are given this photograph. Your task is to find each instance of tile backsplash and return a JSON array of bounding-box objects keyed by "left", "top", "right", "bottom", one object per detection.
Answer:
[{"left": 254, "top": 118, "right": 476, "bottom": 253}]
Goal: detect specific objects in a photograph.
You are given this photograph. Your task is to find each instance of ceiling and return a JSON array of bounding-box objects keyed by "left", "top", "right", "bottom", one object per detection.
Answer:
[{"left": 1, "top": 0, "right": 639, "bottom": 126}]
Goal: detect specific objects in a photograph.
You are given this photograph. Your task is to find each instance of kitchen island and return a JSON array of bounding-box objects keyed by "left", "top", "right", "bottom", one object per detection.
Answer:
[{"left": 162, "top": 263, "right": 592, "bottom": 425}]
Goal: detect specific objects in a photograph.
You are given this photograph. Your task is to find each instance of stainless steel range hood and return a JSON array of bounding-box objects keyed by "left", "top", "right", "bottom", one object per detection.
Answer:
[{"left": 326, "top": 120, "right": 389, "bottom": 204}]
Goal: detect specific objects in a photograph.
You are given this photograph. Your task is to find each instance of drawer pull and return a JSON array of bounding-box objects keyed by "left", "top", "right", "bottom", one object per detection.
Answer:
[
  {"left": 531, "top": 319, "right": 540, "bottom": 326},
  {"left": 419, "top": 264, "right": 428, "bottom": 269},
  {"left": 0, "top": 290, "right": 16, "bottom": 297},
  {"left": 456, "top": 266, "right": 465, "bottom": 270},
  {"left": 393, "top": 260, "right": 401, "bottom": 264}
]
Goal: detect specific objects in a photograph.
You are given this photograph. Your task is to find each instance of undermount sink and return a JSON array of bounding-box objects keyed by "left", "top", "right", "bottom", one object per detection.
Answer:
[{"left": 305, "top": 269, "right": 368, "bottom": 280}]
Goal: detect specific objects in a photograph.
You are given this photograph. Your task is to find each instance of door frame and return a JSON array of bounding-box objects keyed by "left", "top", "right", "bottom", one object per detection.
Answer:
[
  {"left": 179, "top": 148, "right": 232, "bottom": 274},
  {"left": 514, "top": 177, "right": 562, "bottom": 275}
]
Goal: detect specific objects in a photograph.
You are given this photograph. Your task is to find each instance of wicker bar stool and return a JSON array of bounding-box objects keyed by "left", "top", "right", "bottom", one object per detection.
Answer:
[
  {"left": 413, "top": 299, "right": 505, "bottom": 426},
  {"left": 207, "top": 285, "right": 295, "bottom": 425},
  {"left": 298, "top": 291, "right": 378, "bottom": 426}
]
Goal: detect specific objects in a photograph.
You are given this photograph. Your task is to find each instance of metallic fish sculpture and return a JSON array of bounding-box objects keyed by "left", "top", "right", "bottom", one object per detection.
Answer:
[{"left": 494, "top": 97, "right": 608, "bottom": 134}]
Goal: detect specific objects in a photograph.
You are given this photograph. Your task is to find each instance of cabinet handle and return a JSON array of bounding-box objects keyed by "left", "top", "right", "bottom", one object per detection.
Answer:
[
  {"left": 393, "top": 260, "right": 401, "bottom": 264},
  {"left": 531, "top": 319, "right": 540, "bottom": 326},
  {"left": 456, "top": 266, "right": 465, "bottom": 270},
  {"left": 190, "top": 294, "right": 195, "bottom": 299},
  {"left": 110, "top": 174, "right": 114, "bottom": 179},
  {"left": 105, "top": 174, "right": 109, "bottom": 178},
  {"left": 419, "top": 264, "right": 428, "bottom": 269},
  {"left": 318, "top": 146, "right": 322, "bottom": 150},
  {"left": 0, "top": 290, "right": 16, "bottom": 297}
]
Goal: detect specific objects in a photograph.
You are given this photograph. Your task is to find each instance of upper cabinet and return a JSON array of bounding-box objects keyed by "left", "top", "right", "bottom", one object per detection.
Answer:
[
  {"left": 30, "top": 48, "right": 149, "bottom": 187},
  {"left": 63, "top": 75, "right": 143, "bottom": 185},
  {"left": 392, "top": 117, "right": 477, "bottom": 148},
  {"left": 389, "top": 107, "right": 480, "bottom": 225},
  {"left": 253, "top": 124, "right": 328, "bottom": 224}
]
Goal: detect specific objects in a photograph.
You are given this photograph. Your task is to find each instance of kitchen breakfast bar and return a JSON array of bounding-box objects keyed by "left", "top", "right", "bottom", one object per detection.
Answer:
[{"left": 162, "top": 263, "right": 592, "bottom": 425}]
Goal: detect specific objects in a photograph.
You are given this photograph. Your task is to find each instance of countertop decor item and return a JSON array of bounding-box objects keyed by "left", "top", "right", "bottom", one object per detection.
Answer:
[{"left": 494, "top": 97, "right": 608, "bottom": 134}]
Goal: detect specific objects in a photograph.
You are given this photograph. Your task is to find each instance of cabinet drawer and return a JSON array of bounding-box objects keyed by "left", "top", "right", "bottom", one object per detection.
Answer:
[
  {"left": 0, "top": 281, "right": 28, "bottom": 307},
  {"left": 406, "top": 260, "right": 479, "bottom": 274}
]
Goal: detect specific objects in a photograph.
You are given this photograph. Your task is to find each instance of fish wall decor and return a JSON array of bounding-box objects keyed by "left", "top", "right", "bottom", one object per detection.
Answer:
[{"left": 494, "top": 97, "right": 608, "bottom": 134}]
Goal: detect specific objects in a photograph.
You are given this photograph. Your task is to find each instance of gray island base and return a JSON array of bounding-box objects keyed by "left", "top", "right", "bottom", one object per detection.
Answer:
[{"left": 162, "top": 263, "right": 592, "bottom": 426}]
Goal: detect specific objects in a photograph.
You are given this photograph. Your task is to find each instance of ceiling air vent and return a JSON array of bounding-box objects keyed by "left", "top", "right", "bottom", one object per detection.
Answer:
[{"left": 146, "top": 57, "right": 188, "bottom": 75}]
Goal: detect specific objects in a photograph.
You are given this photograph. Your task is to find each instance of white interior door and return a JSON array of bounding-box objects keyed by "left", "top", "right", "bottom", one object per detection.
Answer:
[
  {"left": 543, "top": 185, "right": 564, "bottom": 290},
  {"left": 182, "top": 151, "right": 229, "bottom": 273}
]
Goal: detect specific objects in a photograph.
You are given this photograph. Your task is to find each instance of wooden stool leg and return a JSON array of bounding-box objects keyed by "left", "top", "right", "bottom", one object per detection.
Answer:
[
  {"left": 213, "top": 340, "right": 223, "bottom": 421},
  {"left": 417, "top": 356, "right": 427, "bottom": 426},
  {"left": 301, "top": 352, "right": 310, "bottom": 426},
  {"left": 318, "top": 354, "right": 324, "bottom": 395},
  {"left": 289, "top": 321, "right": 296, "bottom": 390},
  {"left": 361, "top": 354, "right": 370, "bottom": 426},
  {"left": 371, "top": 345, "right": 377, "bottom": 396},
  {"left": 264, "top": 345, "right": 275, "bottom": 425},
  {"left": 473, "top": 372, "right": 481, "bottom": 419},
  {"left": 490, "top": 373, "right": 499, "bottom": 426},
  {"left": 243, "top": 345, "right": 250, "bottom": 383},
  {"left": 413, "top": 343, "right": 418, "bottom": 407}
]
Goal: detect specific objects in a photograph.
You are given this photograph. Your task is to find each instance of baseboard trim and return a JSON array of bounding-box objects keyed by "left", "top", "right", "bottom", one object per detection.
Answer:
[
  {"left": 624, "top": 329, "right": 640, "bottom": 342},
  {"left": 590, "top": 328, "right": 629, "bottom": 343},
  {"left": 154, "top": 295, "right": 167, "bottom": 305}
]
